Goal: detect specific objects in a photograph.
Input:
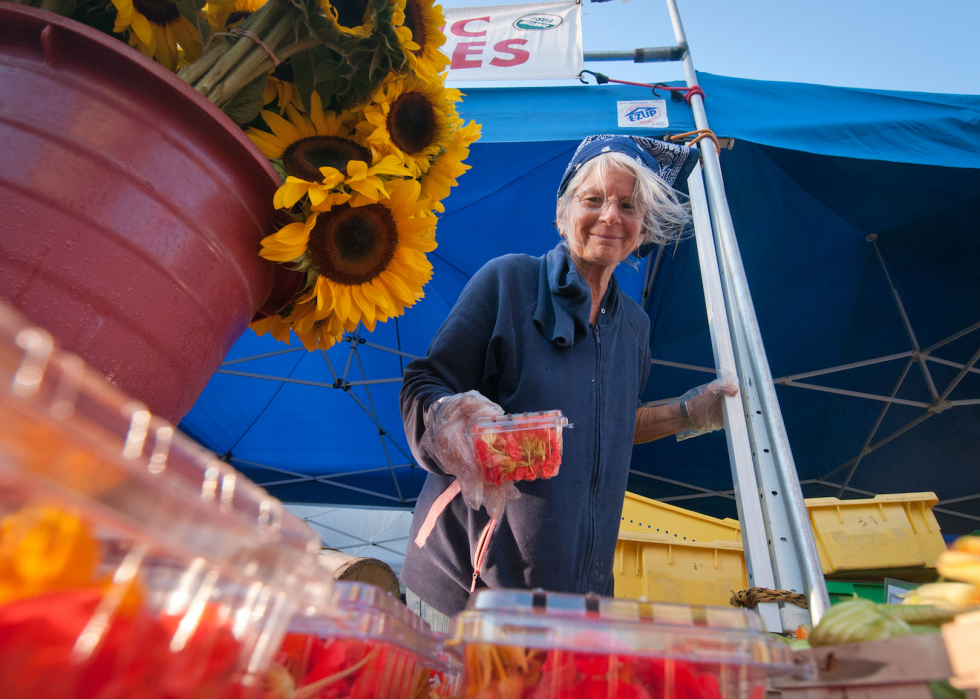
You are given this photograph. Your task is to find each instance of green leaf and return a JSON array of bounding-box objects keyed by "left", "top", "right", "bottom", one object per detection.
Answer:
[
  {"left": 36, "top": 0, "right": 76, "bottom": 16},
  {"left": 70, "top": 0, "right": 117, "bottom": 35},
  {"left": 291, "top": 49, "right": 318, "bottom": 112},
  {"left": 222, "top": 73, "right": 268, "bottom": 125}
]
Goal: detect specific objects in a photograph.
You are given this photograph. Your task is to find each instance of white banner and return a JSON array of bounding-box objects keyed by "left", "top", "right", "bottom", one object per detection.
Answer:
[{"left": 442, "top": 2, "right": 583, "bottom": 81}]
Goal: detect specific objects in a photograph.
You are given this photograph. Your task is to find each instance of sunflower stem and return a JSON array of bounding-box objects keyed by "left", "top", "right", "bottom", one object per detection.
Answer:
[
  {"left": 277, "top": 36, "right": 321, "bottom": 61},
  {"left": 191, "top": 0, "right": 283, "bottom": 97},
  {"left": 208, "top": 15, "right": 297, "bottom": 108},
  {"left": 177, "top": 40, "right": 227, "bottom": 85}
]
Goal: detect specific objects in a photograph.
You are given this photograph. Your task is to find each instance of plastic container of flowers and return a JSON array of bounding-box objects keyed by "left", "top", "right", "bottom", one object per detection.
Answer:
[
  {"left": 0, "top": 302, "right": 330, "bottom": 699},
  {"left": 449, "top": 589, "right": 797, "bottom": 699},
  {"left": 468, "top": 410, "right": 570, "bottom": 485},
  {"left": 267, "top": 581, "right": 440, "bottom": 699}
]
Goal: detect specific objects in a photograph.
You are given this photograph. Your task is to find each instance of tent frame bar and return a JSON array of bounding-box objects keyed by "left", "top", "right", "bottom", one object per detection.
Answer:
[{"left": 584, "top": 46, "right": 684, "bottom": 63}]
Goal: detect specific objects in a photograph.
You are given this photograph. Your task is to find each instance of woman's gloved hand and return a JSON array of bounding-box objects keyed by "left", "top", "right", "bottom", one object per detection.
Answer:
[
  {"left": 421, "top": 390, "right": 520, "bottom": 519},
  {"left": 672, "top": 372, "right": 740, "bottom": 441}
]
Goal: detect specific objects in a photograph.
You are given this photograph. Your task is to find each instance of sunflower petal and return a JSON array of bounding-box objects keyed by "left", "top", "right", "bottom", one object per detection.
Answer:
[
  {"left": 262, "top": 110, "right": 303, "bottom": 145},
  {"left": 333, "top": 287, "right": 352, "bottom": 323},
  {"left": 350, "top": 285, "right": 375, "bottom": 325},
  {"left": 274, "top": 178, "right": 312, "bottom": 209},
  {"left": 362, "top": 280, "right": 393, "bottom": 316},
  {"left": 315, "top": 276, "right": 335, "bottom": 313},
  {"left": 345, "top": 160, "right": 369, "bottom": 181},
  {"left": 368, "top": 155, "right": 413, "bottom": 178}
]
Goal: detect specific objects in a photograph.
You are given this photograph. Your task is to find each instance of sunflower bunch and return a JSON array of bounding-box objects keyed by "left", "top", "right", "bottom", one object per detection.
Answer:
[
  {"left": 247, "top": 92, "right": 442, "bottom": 350},
  {"left": 18, "top": 0, "right": 479, "bottom": 348},
  {"left": 241, "top": 0, "right": 481, "bottom": 350}
]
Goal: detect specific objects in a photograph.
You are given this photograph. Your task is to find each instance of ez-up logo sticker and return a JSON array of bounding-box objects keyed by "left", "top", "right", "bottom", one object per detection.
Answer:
[
  {"left": 617, "top": 100, "right": 669, "bottom": 128},
  {"left": 514, "top": 13, "right": 563, "bottom": 30}
]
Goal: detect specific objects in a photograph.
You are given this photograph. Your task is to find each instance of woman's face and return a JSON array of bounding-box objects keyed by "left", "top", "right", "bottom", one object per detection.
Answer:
[{"left": 560, "top": 168, "right": 644, "bottom": 271}]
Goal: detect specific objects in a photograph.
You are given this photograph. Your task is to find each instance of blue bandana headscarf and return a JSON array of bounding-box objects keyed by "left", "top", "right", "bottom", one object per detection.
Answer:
[
  {"left": 557, "top": 135, "right": 700, "bottom": 257},
  {"left": 558, "top": 135, "right": 699, "bottom": 199}
]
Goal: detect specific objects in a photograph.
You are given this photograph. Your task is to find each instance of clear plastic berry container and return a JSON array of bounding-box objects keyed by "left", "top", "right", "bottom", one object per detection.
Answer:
[
  {"left": 267, "top": 581, "right": 439, "bottom": 699},
  {"left": 413, "top": 635, "right": 464, "bottom": 699},
  {"left": 0, "top": 303, "right": 329, "bottom": 699},
  {"left": 468, "top": 410, "right": 570, "bottom": 485},
  {"left": 450, "top": 589, "right": 797, "bottom": 699}
]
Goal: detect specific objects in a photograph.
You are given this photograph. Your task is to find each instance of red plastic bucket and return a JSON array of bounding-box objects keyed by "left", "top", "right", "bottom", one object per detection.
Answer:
[{"left": 0, "top": 5, "right": 293, "bottom": 422}]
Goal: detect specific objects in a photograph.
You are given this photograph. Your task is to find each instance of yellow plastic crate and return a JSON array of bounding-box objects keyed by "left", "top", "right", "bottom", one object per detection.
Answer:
[
  {"left": 614, "top": 531, "right": 747, "bottom": 607},
  {"left": 804, "top": 492, "right": 946, "bottom": 580},
  {"left": 620, "top": 491, "right": 742, "bottom": 542}
]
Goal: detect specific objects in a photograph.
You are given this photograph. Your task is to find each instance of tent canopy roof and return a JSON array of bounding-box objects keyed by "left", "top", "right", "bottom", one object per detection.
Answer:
[{"left": 180, "top": 73, "right": 980, "bottom": 533}]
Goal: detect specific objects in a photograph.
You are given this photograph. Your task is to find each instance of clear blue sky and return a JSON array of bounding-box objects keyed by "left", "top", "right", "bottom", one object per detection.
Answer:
[{"left": 441, "top": 0, "right": 980, "bottom": 94}]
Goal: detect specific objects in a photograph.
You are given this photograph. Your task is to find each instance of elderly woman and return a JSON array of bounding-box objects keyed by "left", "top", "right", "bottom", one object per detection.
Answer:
[{"left": 399, "top": 135, "right": 736, "bottom": 629}]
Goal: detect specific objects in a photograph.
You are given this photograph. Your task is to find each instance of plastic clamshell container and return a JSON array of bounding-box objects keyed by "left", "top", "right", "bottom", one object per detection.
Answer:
[
  {"left": 416, "top": 636, "right": 464, "bottom": 699},
  {"left": 805, "top": 493, "right": 946, "bottom": 581},
  {"left": 468, "top": 410, "right": 570, "bottom": 485},
  {"left": 615, "top": 531, "right": 748, "bottom": 607},
  {"left": 0, "top": 303, "right": 330, "bottom": 699},
  {"left": 271, "top": 581, "right": 439, "bottom": 699},
  {"left": 451, "top": 589, "right": 796, "bottom": 699},
  {"left": 620, "top": 491, "right": 742, "bottom": 542}
]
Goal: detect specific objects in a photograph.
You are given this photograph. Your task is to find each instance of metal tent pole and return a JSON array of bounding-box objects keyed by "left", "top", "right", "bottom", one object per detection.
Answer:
[
  {"left": 688, "top": 163, "right": 781, "bottom": 632},
  {"left": 664, "top": 0, "right": 831, "bottom": 624}
]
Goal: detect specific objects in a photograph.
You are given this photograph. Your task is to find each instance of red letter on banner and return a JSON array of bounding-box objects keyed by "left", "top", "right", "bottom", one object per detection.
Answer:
[
  {"left": 451, "top": 42, "right": 485, "bottom": 69},
  {"left": 489, "top": 39, "right": 530, "bottom": 67},
  {"left": 451, "top": 17, "right": 489, "bottom": 37}
]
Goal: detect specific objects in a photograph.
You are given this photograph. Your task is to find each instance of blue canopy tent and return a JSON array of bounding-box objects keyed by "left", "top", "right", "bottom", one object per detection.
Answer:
[{"left": 180, "top": 73, "right": 980, "bottom": 536}]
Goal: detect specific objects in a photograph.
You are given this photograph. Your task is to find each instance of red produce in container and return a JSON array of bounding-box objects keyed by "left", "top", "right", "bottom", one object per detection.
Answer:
[
  {"left": 265, "top": 582, "right": 440, "bottom": 699},
  {"left": 468, "top": 411, "right": 570, "bottom": 485},
  {"left": 0, "top": 307, "right": 325, "bottom": 699},
  {"left": 451, "top": 590, "right": 796, "bottom": 699}
]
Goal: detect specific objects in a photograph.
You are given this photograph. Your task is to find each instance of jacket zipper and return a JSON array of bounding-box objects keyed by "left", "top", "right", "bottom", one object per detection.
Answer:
[{"left": 582, "top": 322, "right": 602, "bottom": 590}]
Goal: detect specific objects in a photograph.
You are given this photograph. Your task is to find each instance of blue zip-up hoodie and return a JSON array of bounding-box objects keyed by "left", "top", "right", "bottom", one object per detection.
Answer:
[{"left": 399, "top": 242, "right": 651, "bottom": 616}]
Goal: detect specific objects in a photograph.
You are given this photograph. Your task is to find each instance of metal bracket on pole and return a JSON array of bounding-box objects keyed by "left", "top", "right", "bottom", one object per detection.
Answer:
[
  {"left": 664, "top": 0, "right": 831, "bottom": 626},
  {"left": 688, "top": 163, "right": 781, "bottom": 632}
]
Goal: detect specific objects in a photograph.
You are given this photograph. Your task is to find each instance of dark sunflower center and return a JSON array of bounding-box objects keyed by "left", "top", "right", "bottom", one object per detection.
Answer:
[
  {"left": 333, "top": 0, "right": 370, "bottom": 28},
  {"left": 307, "top": 204, "right": 399, "bottom": 285},
  {"left": 386, "top": 92, "right": 436, "bottom": 154},
  {"left": 226, "top": 10, "right": 252, "bottom": 27},
  {"left": 403, "top": 0, "right": 426, "bottom": 56},
  {"left": 281, "top": 136, "right": 372, "bottom": 181},
  {"left": 134, "top": 0, "right": 180, "bottom": 25}
]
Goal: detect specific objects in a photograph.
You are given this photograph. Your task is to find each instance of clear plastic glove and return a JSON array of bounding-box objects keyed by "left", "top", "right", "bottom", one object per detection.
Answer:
[
  {"left": 420, "top": 390, "right": 521, "bottom": 519},
  {"left": 673, "top": 371, "right": 740, "bottom": 441}
]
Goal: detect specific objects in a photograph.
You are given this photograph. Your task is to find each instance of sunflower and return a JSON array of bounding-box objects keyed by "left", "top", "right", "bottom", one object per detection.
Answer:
[
  {"left": 247, "top": 92, "right": 387, "bottom": 188},
  {"left": 110, "top": 0, "right": 202, "bottom": 72},
  {"left": 322, "top": 0, "right": 375, "bottom": 39},
  {"left": 420, "top": 119, "right": 480, "bottom": 212},
  {"left": 258, "top": 179, "right": 436, "bottom": 335},
  {"left": 205, "top": 0, "right": 268, "bottom": 33},
  {"left": 356, "top": 74, "right": 460, "bottom": 176},
  {"left": 392, "top": 0, "right": 449, "bottom": 79}
]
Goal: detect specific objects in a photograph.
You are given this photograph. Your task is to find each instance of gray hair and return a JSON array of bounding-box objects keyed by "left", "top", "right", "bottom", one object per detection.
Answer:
[{"left": 556, "top": 151, "right": 692, "bottom": 252}]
